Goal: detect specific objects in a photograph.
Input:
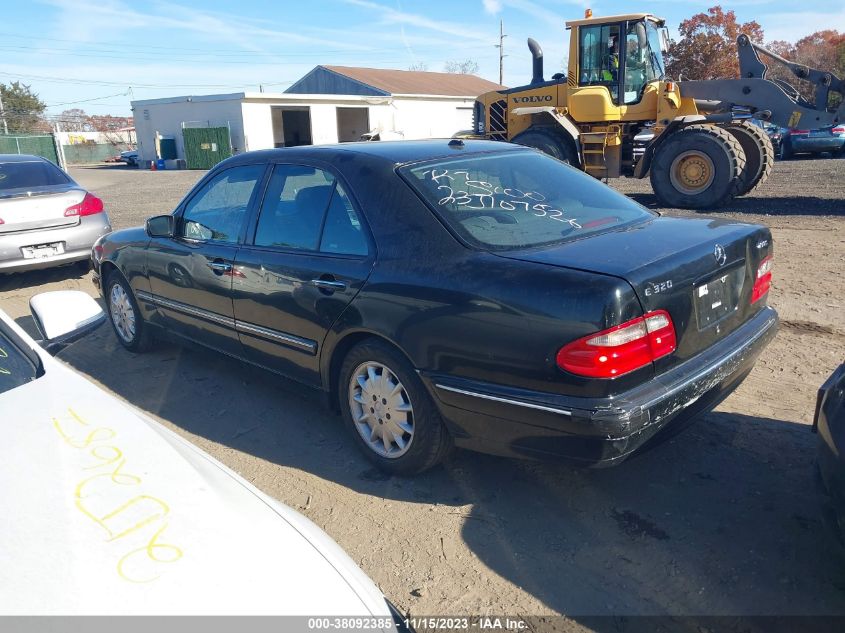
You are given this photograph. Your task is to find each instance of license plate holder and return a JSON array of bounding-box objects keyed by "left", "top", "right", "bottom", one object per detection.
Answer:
[
  {"left": 694, "top": 265, "right": 744, "bottom": 330},
  {"left": 21, "top": 242, "right": 65, "bottom": 259}
]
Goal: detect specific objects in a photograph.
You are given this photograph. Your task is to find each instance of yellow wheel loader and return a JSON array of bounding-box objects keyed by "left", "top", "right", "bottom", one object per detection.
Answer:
[{"left": 472, "top": 11, "right": 845, "bottom": 209}]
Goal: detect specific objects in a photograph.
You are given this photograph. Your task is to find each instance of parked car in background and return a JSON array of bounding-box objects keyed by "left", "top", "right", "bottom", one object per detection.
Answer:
[
  {"left": 119, "top": 150, "right": 139, "bottom": 166},
  {"left": 814, "top": 363, "right": 845, "bottom": 548},
  {"left": 633, "top": 125, "right": 655, "bottom": 163},
  {"left": 0, "top": 290, "right": 402, "bottom": 622},
  {"left": 751, "top": 120, "right": 784, "bottom": 155},
  {"left": 0, "top": 154, "right": 111, "bottom": 273},
  {"left": 92, "top": 140, "right": 778, "bottom": 475},
  {"left": 360, "top": 130, "right": 404, "bottom": 142},
  {"left": 780, "top": 125, "right": 845, "bottom": 159}
]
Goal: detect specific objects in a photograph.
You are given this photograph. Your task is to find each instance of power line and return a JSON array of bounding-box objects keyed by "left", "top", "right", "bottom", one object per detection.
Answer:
[{"left": 45, "top": 91, "right": 129, "bottom": 108}]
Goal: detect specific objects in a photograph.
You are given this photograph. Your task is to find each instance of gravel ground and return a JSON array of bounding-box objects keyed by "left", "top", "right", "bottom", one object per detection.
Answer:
[{"left": 2, "top": 158, "right": 844, "bottom": 626}]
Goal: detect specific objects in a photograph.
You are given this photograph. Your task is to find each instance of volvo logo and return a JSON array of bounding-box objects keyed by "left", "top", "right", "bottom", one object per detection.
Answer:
[
  {"left": 713, "top": 244, "right": 727, "bottom": 266},
  {"left": 512, "top": 95, "right": 553, "bottom": 104}
]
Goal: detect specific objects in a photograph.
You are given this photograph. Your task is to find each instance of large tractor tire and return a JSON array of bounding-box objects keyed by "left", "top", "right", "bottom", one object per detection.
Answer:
[
  {"left": 724, "top": 122, "right": 774, "bottom": 196},
  {"left": 512, "top": 127, "right": 577, "bottom": 165},
  {"left": 650, "top": 124, "right": 746, "bottom": 209}
]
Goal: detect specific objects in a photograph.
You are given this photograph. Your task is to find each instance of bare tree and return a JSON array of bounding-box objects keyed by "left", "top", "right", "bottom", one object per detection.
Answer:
[
  {"left": 408, "top": 61, "right": 429, "bottom": 71},
  {"left": 444, "top": 59, "right": 480, "bottom": 75},
  {"left": 59, "top": 108, "right": 91, "bottom": 132}
]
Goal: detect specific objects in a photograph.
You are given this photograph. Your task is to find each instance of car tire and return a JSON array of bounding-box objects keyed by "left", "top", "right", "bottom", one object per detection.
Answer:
[
  {"left": 512, "top": 127, "right": 577, "bottom": 165},
  {"left": 650, "top": 124, "right": 746, "bottom": 209},
  {"left": 723, "top": 122, "right": 774, "bottom": 196},
  {"left": 339, "top": 339, "right": 452, "bottom": 475},
  {"left": 105, "top": 271, "right": 153, "bottom": 352}
]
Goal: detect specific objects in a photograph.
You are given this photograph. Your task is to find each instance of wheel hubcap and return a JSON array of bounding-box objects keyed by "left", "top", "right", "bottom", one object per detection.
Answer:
[
  {"left": 109, "top": 284, "right": 136, "bottom": 343},
  {"left": 670, "top": 150, "right": 715, "bottom": 194},
  {"left": 348, "top": 361, "right": 414, "bottom": 459}
]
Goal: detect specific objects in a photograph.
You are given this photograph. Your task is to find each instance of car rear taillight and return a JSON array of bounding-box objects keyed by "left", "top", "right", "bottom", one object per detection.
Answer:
[
  {"left": 556, "top": 310, "right": 677, "bottom": 378},
  {"left": 832, "top": 126, "right": 845, "bottom": 135},
  {"left": 65, "top": 192, "right": 104, "bottom": 217},
  {"left": 789, "top": 129, "right": 809, "bottom": 135},
  {"left": 751, "top": 255, "right": 773, "bottom": 303}
]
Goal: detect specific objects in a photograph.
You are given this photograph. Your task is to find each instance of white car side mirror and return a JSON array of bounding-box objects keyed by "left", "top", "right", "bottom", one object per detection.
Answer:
[{"left": 29, "top": 291, "right": 106, "bottom": 354}]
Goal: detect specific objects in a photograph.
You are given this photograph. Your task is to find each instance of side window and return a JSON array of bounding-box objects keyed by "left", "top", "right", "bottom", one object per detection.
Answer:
[
  {"left": 255, "top": 165, "right": 334, "bottom": 250},
  {"left": 181, "top": 165, "right": 264, "bottom": 243},
  {"left": 320, "top": 183, "right": 368, "bottom": 256},
  {"left": 579, "top": 24, "right": 620, "bottom": 101}
]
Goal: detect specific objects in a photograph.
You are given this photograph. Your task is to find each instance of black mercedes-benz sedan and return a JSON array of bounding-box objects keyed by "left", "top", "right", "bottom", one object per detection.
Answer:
[
  {"left": 814, "top": 363, "right": 845, "bottom": 546},
  {"left": 92, "top": 140, "right": 778, "bottom": 474}
]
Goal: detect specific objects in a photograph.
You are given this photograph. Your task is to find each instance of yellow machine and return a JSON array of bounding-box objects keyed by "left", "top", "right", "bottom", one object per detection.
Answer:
[{"left": 473, "top": 11, "right": 844, "bottom": 209}]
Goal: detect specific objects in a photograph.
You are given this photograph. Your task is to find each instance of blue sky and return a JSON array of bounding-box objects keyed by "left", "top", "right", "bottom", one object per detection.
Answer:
[{"left": 1, "top": 0, "right": 842, "bottom": 118}]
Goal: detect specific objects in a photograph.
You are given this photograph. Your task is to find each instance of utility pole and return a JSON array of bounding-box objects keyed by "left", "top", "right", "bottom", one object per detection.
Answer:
[
  {"left": 0, "top": 89, "right": 8, "bottom": 134},
  {"left": 495, "top": 19, "right": 507, "bottom": 85}
]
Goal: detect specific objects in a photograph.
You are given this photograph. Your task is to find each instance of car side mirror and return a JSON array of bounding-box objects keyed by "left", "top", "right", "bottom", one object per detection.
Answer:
[
  {"left": 146, "top": 214, "right": 175, "bottom": 238},
  {"left": 29, "top": 291, "right": 106, "bottom": 355}
]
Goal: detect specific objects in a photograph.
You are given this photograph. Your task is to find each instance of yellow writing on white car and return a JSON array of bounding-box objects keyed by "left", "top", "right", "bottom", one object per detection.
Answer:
[{"left": 51, "top": 407, "right": 183, "bottom": 583}]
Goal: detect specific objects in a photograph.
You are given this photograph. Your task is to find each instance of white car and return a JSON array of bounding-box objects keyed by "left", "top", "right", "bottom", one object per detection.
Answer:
[{"left": 0, "top": 291, "right": 401, "bottom": 624}]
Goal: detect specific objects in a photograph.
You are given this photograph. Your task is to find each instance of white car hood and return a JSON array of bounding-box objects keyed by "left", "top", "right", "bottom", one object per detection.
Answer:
[{"left": 0, "top": 315, "right": 390, "bottom": 617}]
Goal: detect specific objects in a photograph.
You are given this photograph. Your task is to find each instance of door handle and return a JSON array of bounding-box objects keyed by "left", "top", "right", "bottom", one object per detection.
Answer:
[
  {"left": 207, "top": 260, "right": 233, "bottom": 274},
  {"left": 310, "top": 278, "right": 348, "bottom": 292}
]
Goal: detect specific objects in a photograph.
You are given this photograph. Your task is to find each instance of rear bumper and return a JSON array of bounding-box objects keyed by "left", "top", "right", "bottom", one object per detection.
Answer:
[
  {"left": 788, "top": 136, "right": 845, "bottom": 153},
  {"left": 0, "top": 214, "right": 111, "bottom": 273},
  {"left": 426, "top": 306, "right": 778, "bottom": 466}
]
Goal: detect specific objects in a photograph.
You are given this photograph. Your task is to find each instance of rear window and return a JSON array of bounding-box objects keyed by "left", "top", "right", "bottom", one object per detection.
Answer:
[
  {"left": 400, "top": 150, "right": 653, "bottom": 250},
  {"left": 0, "top": 160, "right": 70, "bottom": 191}
]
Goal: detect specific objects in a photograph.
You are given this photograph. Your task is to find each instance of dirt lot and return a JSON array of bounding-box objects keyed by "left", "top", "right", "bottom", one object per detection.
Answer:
[{"left": 2, "top": 158, "right": 844, "bottom": 624}]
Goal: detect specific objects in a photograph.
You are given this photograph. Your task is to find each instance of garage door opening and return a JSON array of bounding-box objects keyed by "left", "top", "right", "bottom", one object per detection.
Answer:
[
  {"left": 336, "top": 107, "right": 370, "bottom": 143},
  {"left": 272, "top": 106, "right": 313, "bottom": 147}
]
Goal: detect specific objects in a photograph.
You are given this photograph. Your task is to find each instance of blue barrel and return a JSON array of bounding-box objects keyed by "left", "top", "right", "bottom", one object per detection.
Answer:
[{"left": 156, "top": 159, "right": 166, "bottom": 170}]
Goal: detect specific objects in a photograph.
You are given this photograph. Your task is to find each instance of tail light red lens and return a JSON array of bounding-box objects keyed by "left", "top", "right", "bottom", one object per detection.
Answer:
[
  {"left": 65, "top": 192, "right": 104, "bottom": 217},
  {"left": 751, "top": 255, "right": 773, "bottom": 303},
  {"left": 789, "top": 129, "right": 809, "bottom": 135},
  {"left": 556, "top": 310, "right": 677, "bottom": 378},
  {"left": 832, "top": 126, "right": 845, "bottom": 135}
]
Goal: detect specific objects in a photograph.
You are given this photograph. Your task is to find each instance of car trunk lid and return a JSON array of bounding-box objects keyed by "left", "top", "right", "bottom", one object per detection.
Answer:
[
  {"left": 0, "top": 186, "right": 84, "bottom": 233},
  {"left": 494, "top": 216, "right": 773, "bottom": 372}
]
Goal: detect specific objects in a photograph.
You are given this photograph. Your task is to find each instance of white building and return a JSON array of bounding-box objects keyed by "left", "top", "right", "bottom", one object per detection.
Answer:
[{"left": 131, "top": 66, "right": 503, "bottom": 165}]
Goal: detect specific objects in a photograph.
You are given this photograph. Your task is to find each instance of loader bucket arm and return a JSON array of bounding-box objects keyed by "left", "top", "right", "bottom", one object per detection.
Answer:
[
  {"left": 678, "top": 34, "right": 844, "bottom": 131},
  {"left": 736, "top": 34, "right": 844, "bottom": 113}
]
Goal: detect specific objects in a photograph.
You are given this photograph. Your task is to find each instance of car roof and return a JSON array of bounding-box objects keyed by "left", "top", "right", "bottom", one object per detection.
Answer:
[
  {"left": 0, "top": 154, "right": 53, "bottom": 163},
  {"left": 223, "top": 138, "right": 527, "bottom": 168}
]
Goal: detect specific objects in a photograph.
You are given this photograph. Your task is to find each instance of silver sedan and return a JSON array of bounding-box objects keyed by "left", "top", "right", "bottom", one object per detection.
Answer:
[{"left": 0, "top": 154, "right": 111, "bottom": 273}]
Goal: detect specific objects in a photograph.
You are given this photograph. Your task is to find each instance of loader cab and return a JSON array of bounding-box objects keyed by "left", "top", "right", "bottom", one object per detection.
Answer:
[{"left": 569, "top": 13, "right": 668, "bottom": 109}]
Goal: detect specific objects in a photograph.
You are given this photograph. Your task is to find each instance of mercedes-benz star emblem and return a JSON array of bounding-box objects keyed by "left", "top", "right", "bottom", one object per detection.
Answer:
[{"left": 713, "top": 244, "right": 727, "bottom": 266}]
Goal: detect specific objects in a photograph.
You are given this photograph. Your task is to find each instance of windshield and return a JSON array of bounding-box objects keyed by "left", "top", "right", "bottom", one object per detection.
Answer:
[
  {"left": 0, "top": 325, "right": 39, "bottom": 395},
  {"left": 645, "top": 21, "right": 666, "bottom": 79},
  {"left": 0, "top": 160, "right": 71, "bottom": 191},
  {"left": 400, "top": 150, "right": 653, "bottom": 251}
]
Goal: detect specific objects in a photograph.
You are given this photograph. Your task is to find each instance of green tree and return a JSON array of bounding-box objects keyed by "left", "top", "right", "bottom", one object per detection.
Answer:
[
  {"left": 665, "top": 5, "right": 764, "bottom": 80},
  {"left": 0, "top": 81, "right": 47, "bottom": 133}
]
